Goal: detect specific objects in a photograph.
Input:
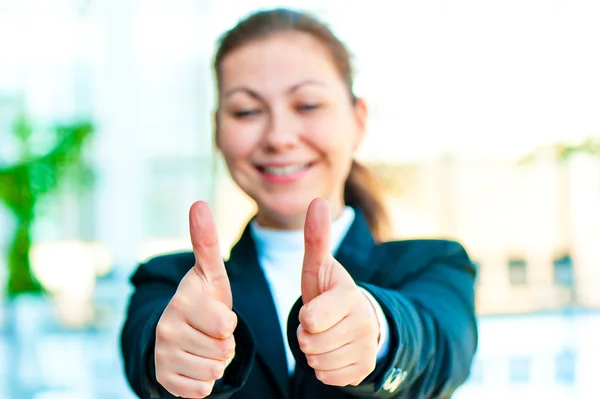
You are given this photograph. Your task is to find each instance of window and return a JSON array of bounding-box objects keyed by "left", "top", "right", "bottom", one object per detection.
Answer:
[
  {"left": 508, "top": 258, "right": 527, "bottom": 285},
  {"left": 509, "top": 357, "right": 531, "bottom": 383},
  {"left": 555, "top": 349, "right": 576, "bottom": 385},
  {"left": 553, "top": 253, "right": 574, "bottom": 287}
]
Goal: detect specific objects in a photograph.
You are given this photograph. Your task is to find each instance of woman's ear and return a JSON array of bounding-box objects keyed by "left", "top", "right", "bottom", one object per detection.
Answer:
[{"left": 352, "top": 97, "right": 368, "bottom": 151}]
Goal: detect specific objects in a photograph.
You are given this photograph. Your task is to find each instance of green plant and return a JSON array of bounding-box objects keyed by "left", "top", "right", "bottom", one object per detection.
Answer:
[{"left": 0, "top": 111, "right": 94, "bottom": 297}]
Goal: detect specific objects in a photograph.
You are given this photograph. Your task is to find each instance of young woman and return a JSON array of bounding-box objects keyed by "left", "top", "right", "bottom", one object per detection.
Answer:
[{"left": 121, "top": 8, "right": 478, "bottom": 399}]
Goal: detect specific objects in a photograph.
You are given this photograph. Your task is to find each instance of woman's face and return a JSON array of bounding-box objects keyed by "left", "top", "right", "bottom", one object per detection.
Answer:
[{"left": 216, "top": 31, "right": 367, "bottom": 229}]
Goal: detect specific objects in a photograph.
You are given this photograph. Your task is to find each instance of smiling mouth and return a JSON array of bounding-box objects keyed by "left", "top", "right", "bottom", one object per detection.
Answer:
[{"left": 257, "top": 162, "right": 314, "bottom": 176}]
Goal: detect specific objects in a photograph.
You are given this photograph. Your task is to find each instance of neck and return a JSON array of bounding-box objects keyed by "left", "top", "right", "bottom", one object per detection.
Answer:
[{"left": 255, "top": 201, "right": 345, "bottom": 231}]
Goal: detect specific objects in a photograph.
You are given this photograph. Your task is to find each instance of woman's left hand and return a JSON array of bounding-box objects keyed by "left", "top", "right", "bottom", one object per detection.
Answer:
[{"left": 298, "top": 198, "right": 380, "bottom": 387}]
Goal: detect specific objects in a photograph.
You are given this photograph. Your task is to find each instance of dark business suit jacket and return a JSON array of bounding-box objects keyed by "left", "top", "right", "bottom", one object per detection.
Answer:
[{"left": 121, "top": 208, "right": 478, "bottom": 398}]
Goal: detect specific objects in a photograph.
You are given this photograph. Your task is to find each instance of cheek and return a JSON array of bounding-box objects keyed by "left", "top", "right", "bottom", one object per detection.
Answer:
[
  {"left": 306, "top": 117, "right": 358, "bottom": 161},
  {"left": 218, "top": 125, "right": 258, "bottom": 164}
]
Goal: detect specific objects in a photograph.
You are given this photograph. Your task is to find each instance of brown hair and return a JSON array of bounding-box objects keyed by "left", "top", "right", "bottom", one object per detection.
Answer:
[{"left": 213, "top": 8, "right": 390, "bottom": 241}]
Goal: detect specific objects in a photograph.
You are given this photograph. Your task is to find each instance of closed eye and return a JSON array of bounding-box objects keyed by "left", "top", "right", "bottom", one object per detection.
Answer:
[
  {"left": 233, "top": 109, "right": 261, "bottom": 119},
  {"left": 297, "top": 104, "right": 321, "bottom": 112}
]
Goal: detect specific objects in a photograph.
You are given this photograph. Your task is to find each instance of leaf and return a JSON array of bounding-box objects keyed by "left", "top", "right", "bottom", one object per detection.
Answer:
[
  {"left": 12, "top": 113, "right": 34, "bottom": 148},
  {"left": 0, "top": 114, "right": 95, "bottom": 296}
]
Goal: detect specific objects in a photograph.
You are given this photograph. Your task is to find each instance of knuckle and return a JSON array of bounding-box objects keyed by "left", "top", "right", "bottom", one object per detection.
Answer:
[
  {"left": 228, "top": 312, "right": 238, "bottom": 332},
  {"left": 352, "top": 355, "right": 375, "bottom": 380},
  {"left": 218, "top": 336, "right": 236, "bottom": 359},
  {"left": 306, "top": 354, "right": 319, "bottom": 369},
  {"left": 155, "top": 322, "right": 174, "bottom": 343},
  {"left": 170, "top": 294, "right": 191, "bottom": 318},
  {"left": 300, "top": 308, "right": 319, "bottom": 332},
  {"left": 191, "top": 382, "right": 214, "bottom": 398},
  {"left": 315, "top": 370, "right": 326, "bottom": 383},
  {"left": 304, "top": 319, "right": 318, "bottom": 333},
  {"left": 215, "top": 315, "right": 233, "bottom": 338},
  {"left": 360, "top": 360, "right": 376, "bottom": 377},
  {"left": 297, "top": 333, "right": 311, "bottom": 353},
  {"left": 158, "top": 374, "right": 181, "bottom": 396},
  {"left": 315, "top": 370, "right": 336, "bottom": 386},
  {"left": 208, "top": 361, "right": 226, "bottom": 380}
]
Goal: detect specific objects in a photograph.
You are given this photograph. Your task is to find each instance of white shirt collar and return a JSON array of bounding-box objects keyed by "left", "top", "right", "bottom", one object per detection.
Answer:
[{"left": 250, "top": 206, "right": 356, "bottom": 259}]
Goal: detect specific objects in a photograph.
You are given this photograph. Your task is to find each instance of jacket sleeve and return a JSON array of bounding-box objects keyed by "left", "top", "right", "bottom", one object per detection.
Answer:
[
  {"left": 288, "top": 240, "right": 478, "bottom": 398},
  {"left": 120, "top": 254, "right": 256, "bottom": 399}
]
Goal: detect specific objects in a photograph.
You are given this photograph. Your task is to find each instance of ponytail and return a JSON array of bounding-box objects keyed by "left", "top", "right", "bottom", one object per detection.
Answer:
[{"left": 344, "top": 160, "right": 390, "bottom": 242}]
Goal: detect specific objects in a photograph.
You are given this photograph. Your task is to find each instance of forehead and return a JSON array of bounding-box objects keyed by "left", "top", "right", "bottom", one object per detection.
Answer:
[{"left": 219, "top": 32, "right": 343, "bottom": 93}]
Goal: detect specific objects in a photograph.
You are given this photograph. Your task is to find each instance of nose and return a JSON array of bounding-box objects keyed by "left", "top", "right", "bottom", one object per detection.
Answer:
[{"left": 262, "top": 107, "right": 300, "bottom": 152}]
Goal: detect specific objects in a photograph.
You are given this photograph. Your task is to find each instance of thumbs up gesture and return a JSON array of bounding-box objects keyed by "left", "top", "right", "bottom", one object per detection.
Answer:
[
  {"left": 155, "top": 201, "right": 237, "bottom": 398},
  {"left": 298, "top": 198, "right": 381, "bottom": 387}
]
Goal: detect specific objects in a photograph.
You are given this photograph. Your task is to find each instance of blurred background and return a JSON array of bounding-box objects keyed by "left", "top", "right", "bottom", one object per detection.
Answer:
[{"left": 1, "top": 0, "right": 599, "bottom": 398}]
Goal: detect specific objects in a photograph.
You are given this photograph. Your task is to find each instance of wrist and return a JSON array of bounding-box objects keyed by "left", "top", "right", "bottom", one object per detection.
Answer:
[
  {"left": 358, "top": 287, "right": 381, "bottom": 344},
  {"left": 357, "top": 286, "right": 391, "bottom": 362}
]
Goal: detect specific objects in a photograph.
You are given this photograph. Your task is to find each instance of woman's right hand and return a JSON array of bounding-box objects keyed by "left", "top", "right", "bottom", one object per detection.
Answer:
[{"left": 155, "top": 201, "right": 237, "bottom": 398}]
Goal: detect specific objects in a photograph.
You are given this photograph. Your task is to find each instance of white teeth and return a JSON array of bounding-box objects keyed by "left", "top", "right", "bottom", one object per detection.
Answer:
[{"left": 263, "top": 163, "right": 310, "bottom": 176}]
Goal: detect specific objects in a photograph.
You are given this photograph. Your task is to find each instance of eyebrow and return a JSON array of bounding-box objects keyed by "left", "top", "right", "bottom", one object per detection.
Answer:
[{"left": 222, "top": 79, "right": 326, "bottom": 100}]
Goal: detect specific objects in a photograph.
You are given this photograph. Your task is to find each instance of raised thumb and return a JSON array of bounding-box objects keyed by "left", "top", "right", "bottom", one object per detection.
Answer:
[
  {"left": 189, "top": 200, "right": 232, "bottom": 308},
  {"left": 302, "top": 198, "right": 340, "bottom": 304}
]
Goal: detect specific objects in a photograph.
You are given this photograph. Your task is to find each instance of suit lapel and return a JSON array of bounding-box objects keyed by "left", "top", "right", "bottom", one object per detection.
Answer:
[
  {"left": 226, "top": 225, "right": 289, "bottom": 399},
  {"left": 333, "top": 208, "right": 378, "bottom": 282}
]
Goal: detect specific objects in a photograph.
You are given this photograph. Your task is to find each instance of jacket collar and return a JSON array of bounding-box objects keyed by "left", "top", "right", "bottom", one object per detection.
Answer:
[{"left": 228, "top": 206, "right": 377, "bottom": 279}]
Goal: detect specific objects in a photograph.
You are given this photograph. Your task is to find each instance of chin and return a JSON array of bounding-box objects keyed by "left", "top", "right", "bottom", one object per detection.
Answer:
[
  {"left": 269, "top": 195, "right": 312, "bottom": 214},
  {"left": 258, "top": 194, "right": 316, "bottom": 227}
]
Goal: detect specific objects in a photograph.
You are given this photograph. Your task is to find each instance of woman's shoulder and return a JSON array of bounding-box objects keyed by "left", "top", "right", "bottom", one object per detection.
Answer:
[
  {"left": 141, "top": 250, "right": 196, "bottom": 270},
  {"left": 130, "top": 251, "right": 196, "bottom": 285},
  {"left": 373, "top": 238, "right": 473, "bottom": 271},
  {"left": 379, "top": 238, "right": 469, "bottom": 255},
  {"left": 363, "top": 238, "right": 476, "bottom": 287}
]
